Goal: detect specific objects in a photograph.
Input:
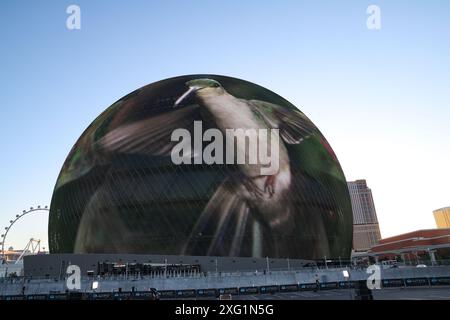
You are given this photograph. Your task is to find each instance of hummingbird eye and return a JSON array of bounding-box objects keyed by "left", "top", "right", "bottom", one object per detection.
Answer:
[{"left": 211, "top": 82, "right": 220, "bottom": 88}]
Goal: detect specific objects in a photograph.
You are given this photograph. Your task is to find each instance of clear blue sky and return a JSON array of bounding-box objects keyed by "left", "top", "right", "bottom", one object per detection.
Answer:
[{"left": 1, "top": 0, "right": 449, "bottom": 250}]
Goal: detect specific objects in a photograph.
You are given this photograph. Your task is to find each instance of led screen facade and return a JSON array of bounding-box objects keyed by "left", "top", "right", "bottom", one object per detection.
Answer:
[{"left": 49, "top": 75, "right": 353, "bottom": 260}]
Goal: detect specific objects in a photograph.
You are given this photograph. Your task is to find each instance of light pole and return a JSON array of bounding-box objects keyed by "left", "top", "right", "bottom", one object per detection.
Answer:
[
  {"left": 428, "top": 249, "right": 437, "bottom": 266},
  {"left": 215, "top": 258, "right": 218, "bottom": 274},
  {"left": 164, "top": 259, "right": 167, "bottom": 278},
  {"left": 343, "top": 270, "right": 351, "bottom": 300}
]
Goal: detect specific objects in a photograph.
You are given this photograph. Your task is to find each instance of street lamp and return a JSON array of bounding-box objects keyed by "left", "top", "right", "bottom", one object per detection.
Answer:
[
  {"left": 215, "top": 258, "right": 218, "bottom": 274},
  {"left": 343, "top": 270, "right": 351, "bottom": 299},
  {"left": 164, "top": 259, "right": 167, "bottom": 278}
]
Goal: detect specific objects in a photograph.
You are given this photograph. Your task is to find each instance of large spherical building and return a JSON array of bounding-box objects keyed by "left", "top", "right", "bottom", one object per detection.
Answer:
[{"left": 49, "top": 75, "right": 352, "bottom": 260}]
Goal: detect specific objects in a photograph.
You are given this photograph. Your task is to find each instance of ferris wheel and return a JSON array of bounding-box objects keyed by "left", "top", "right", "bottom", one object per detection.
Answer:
[{"left": 0, "top": 205, "right": 49, "bottom": 264}]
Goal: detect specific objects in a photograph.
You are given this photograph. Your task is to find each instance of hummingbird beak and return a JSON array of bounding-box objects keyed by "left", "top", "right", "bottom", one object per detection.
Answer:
[{"left": 174, "top": 86, "right": 201, "bottom": 108}]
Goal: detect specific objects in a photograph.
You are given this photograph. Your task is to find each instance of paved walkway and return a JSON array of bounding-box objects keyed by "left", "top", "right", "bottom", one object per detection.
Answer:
[{"left": 230, "top": 287, "right": 450, "bottom": 300}]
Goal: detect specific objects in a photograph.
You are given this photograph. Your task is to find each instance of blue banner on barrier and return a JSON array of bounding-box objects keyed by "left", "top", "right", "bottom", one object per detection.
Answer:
[
  {"left": 382, "top": 279, "right": 405, "bottom": 287},
  {"left": 176, "top": 290, "right": 196, "bottom": 298},
  {"left": 90, "top": 292, "right": 113, "bottom": 300},
  {"left": 3, "top": 295, "right": 26, "bottom": 301},
  {"left": 197, "top": 289, "right": 217, "bottom": 297},
  {"left": 320, "top": 282, "right": 338, "bottom": 290},
  {"left": 259, "top": 285, "right": 279, "bottom": 294},
  {"left": 112, "top": 292, "right": 132, "bottom": 300},
  {"left": 279, "top": 284, "right": 298, "bottom": 292},
  {"left": 133, "top": 291, "right": 157, "bottom": 299},
  {"left": 239, "top": 286, "right": 259, "bottom": 294},
  {"left": 339, "top": 281, "right": 355, "bottom": 288},
  {"left": 159, "top": 290, "right": 176, "bottom": 298},
  {"left": 299, "top": 283, "right": 317, "bottom": 291},
  {"left": 430, "top": 277, "right": 450, "bottom": 285},
  {"left": 405, "top": 278, "right": 429, "bottom": 286},
  {"left": 48, "top": 293, "right": 68, "bottom": 300},
  {"left": 219, "top": 287, "right": 238, "bottom": 295},
  {"left": 27, "top": 294, "right": 48, "bottom": 300}
]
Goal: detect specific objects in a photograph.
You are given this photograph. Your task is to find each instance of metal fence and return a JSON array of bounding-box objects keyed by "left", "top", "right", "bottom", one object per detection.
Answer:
[
  {"left": 1, "top": 275, "right": 450, "bottom": 300},
  {"left": 3, "top": 261, "right": 450, "bottom": 283}
]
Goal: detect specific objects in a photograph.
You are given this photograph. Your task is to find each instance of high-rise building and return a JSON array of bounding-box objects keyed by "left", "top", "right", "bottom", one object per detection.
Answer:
[
  {"left": 348, "top": 179, "right": 382, "bottom": 251},
  {"left": 434, "top": 207, "right": 450, "bottom": 228}
]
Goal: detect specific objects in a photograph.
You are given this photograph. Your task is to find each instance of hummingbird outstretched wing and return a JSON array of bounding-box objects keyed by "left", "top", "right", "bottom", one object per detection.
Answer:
[
  {"left": 74, "top": 181, "right": 138, "bottom": 253},
  {"left": 97, "top": 105, "right": 201, "bottom": 156},
  {"left": 247, "top": 100, "right": 317, "bottom": 144}
]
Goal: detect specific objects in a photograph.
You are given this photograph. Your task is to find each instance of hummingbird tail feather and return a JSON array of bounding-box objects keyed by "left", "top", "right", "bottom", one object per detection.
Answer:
[
  {"left": 229, "top": 206, "right": 250, "bottom": 257},
  {"left": 181, "top": 179, "right": 249, "bottom": 256}
]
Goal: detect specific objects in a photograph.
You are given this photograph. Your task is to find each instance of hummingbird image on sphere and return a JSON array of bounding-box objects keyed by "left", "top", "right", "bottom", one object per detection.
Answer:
[
  {"left": 174, "top": 79, "right": 316, "bottom": 257},
  {"left": 77, "top": 78, "right": 330, "bottom": 258}
]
